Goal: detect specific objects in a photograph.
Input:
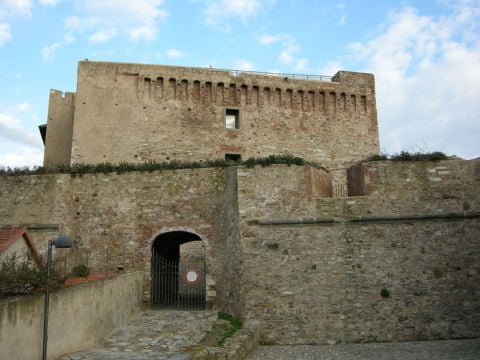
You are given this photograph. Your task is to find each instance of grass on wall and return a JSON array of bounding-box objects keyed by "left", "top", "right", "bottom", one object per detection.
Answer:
[
  {"left": 366, "top": 151, "right": 448, "bottom": 162},
  {"left": 0, "top": 151, "right": 450, "bottom": 177},
  {"left": 198, "top": 312, "right": 244, "bottom": 347},
  {"left": 0, "top": 154, "right": 326, "bottom": 176}
]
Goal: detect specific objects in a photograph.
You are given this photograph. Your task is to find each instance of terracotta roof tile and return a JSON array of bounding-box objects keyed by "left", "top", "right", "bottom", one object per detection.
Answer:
[
  {"left": 0, "top": 227, "right": 26, "bottom": 253},
  {"left": 0, "top": 227, "right": 42, "bottom": 265}
]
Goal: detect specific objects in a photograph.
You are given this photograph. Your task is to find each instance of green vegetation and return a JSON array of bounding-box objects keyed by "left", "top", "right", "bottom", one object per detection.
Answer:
[
  {"left": 0, "top": 154, "right": 326, "bottom": 176},
  {"left": 216, "top": 311, "right": 243, "bottom": 345},
  {"left": 366, "top": 151, "right": 448, "bottom": 163},
  {"left": 199, "top": 312, "right": 244, "bottom": 347},
  {"left": 72, "top": 264, "right": 90, "bottom": 277},
  {"left": 0, "top": 251, "right": 69, "bottom": 298},
  {"left": 0, "top": 252, "right": 44, "bottom": 297}
]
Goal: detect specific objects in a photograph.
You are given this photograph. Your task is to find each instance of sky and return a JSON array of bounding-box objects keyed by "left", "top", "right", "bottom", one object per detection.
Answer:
[{"left": 0, "top": 0, "right": 479, "bottom": 168}]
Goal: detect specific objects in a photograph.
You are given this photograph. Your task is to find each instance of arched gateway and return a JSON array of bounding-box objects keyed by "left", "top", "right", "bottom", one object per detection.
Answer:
[{"left": 151, "top": 231, "right": 206, "bottom": 309}]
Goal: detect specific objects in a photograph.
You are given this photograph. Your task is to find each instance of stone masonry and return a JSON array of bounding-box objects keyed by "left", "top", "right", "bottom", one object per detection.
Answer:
[
  {"left": 1, "top": 158, "right": 479, "bottom": 344},
  {"left": 42, "top": 61, "right": 378, "bottom": 171},
  {"left": 1, "top": 61, "right": 479, "bottom": 346}
]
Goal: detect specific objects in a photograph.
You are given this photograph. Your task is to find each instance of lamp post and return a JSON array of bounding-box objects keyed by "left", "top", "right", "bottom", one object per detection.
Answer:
[{"left": 42, "top": 235, "right": 72, "bottom": 360}]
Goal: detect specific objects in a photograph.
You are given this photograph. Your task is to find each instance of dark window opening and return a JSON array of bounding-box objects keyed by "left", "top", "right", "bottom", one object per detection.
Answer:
[
  {"left": 225, "top": 108, "right": 240, "bottom": 129},
  {"left": 225, "top": 153, "right": 241, "bottom": 163}
]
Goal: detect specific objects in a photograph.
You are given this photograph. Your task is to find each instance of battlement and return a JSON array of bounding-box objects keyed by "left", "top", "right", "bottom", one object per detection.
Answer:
[
  {"left": 80, "top": 61, "right": 374, "bottom": 114},
  {"left": 43, "top": 61, "right": 379, "bottom": 170},
  {"left": 49, "top": 89, "right": 75, "bottom": 104}
]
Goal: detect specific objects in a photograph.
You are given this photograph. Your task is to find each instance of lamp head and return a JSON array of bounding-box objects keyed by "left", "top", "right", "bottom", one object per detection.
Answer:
[{"left": 52, "top": 235, "right": 72, "bottom": 248}]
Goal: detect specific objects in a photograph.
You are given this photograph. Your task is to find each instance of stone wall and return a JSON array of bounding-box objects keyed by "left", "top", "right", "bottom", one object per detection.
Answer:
[
  {"left": 1, "top": 159, "right": 479, "bottom": 345},
  {"left": 332, "top": 158, "right": 480, "bottom": 216},
  {"left": 240, "top": 219, "right": 480, "bottom": 344},
  {"left": 0, "top": 271, "right": 143, "bottom": 360},
  {"left": 44, "top": 61, "right": 379, "bottom": 169},
  {"left": 237, "top": 159, "right": 480, "bottom": 344},
  {"left": 0, "top": 168, "right": 241, "bottom": 307}
]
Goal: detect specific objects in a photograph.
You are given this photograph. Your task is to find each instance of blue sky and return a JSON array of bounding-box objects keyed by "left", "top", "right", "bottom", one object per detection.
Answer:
[{"left": 0, "top": 0, "right": 479, "bottom": 167}]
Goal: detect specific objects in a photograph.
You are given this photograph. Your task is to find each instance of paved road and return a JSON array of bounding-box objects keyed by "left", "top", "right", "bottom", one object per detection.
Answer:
[{"left": 246, "top": 339, "right": 480, "bottom": 360}]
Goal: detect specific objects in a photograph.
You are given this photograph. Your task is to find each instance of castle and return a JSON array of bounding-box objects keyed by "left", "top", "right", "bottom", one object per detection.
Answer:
[
  {"left": 2, "top": 61, "right": 479, "bottom": 345},
  {"left": 41, "top": 61, "right": 379, "bottom": 170}
]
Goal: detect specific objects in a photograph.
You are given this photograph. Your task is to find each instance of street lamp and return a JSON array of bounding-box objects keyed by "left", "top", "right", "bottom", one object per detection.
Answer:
[{"left": 42, "top": 235, "right": 73, "bottom": 360}]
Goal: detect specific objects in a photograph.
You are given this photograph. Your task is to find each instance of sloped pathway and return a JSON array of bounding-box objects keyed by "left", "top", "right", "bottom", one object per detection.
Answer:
[{"left": 57, "top": 310, "right": 217, "bottom": 360}]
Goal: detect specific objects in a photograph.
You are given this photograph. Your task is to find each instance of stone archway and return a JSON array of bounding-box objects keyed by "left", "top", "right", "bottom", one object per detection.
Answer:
[{"left": 151, "top": 231, "right": 206, "bottom": 309}]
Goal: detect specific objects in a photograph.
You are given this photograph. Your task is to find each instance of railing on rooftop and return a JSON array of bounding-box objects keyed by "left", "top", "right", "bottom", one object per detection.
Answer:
[{"left": 204, "top": 67, "right": 333, "bottom": 82}]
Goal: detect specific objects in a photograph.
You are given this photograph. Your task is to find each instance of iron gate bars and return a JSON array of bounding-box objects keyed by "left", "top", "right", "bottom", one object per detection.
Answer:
[{"left": 151, "top": 252, "right": 206, "bottom": 310}]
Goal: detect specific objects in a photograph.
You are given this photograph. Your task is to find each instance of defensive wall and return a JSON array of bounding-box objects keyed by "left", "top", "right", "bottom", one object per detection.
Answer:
[
  {"left": 0, "top": 167, "right": 242, "bottom": 313},
  {"left": 239, "top": 158, "right": 480, "bottom": 344},
  {"left": 43, "top": 61, "right": 379, "bottom": 170},
  {"left": 1, "top": 158, "right": 479, "bottom": 344}
]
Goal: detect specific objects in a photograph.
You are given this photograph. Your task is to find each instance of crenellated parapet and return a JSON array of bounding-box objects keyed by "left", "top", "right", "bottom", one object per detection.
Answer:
[
  {"left": 124, "top": 66, "right": 375, "bottom": 119},
  {"left": 44, "top": 61, "right": 379, "bottom": 170},
  {"left": 48, "top": 89, "right": 76, "bottom": 104}
]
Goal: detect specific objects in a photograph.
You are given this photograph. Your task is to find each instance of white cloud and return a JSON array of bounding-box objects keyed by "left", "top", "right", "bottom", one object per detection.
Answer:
[
  {"left": 164, "top": 49, "right": 186, "bottom": 58},
  {"left": 233, "top": 60, "right": 254, "bottom": 71},
  {"left": 89, "top": 28, "right": 117, "bottom": 43},
  {"left": 40, "top": 42, "right": 62, "bottom": 61},
  {"left": 336, "top": 2, "right": 346, "bottom": 26},
  {"left": 0, "top": 146, "right": 43, "bottom": 168},
  {"left": 0, "top": 0, "right": 33, "bottom": 44},
  {"left": 259, "top": 33, "right": 308, "bottom": 72},
  {"left": 258, "top": 34, "right": 281, "bottom": 45},
  {"left": 0, "top": 103, "right": 43, "bottom": 167},
  {"left": 0, "top": 0, "right": 33, "bottom": 18},
  {"left": 65, "top": 0, "right": 169, "bottom": 42},
  {"left": 64, "top": 15, "right": 81, "bottom": 30},
  {"left": 15, "top": 102, "right": 30, "bottom": 111},
  {"left": 293, "top": 58, "right": 308, "bottom": 72},
  {"left": 63, "top": 32, "right": 75, "bottom": 44},
  {"left": 201, "top": 0, "right": 275, "bottom": 30},
  {"left": 319, "top": 60, "right": 342, "bottom": 76},
  {"left": 39, "top": 0, "right": 59, "bottom": 6},
  {"left": 279, "top": 45, "right": 299, "bottom": 65},
  {"left": 338, "top": 2, "right": 480, "bottom": 159},
  {"left": 0, "top": 22, "right": 11, "bottom": 46},
  {"left": 0, "top": 112, "right": 42, "bottom": 149}
]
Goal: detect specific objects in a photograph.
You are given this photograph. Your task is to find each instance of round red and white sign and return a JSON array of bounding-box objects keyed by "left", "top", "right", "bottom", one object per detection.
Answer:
[{"left": 184, "top": 269, "right": 200, "bottom": 284}]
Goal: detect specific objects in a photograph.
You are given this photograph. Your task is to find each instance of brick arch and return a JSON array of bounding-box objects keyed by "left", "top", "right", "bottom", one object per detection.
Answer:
[
  {"left": 146, "top": 226, "right": 209, "bottom": 251},
  {"left": 149, "top": 228, "right": 207, "bottom": 309}
]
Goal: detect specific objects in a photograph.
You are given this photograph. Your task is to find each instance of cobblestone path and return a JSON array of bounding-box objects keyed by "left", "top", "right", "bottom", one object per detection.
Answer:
[
  {"left": 57, "top": 310, "right": 217, "bottom": 360},
  {"left": 246, "top": 338, "right": 480, "bottom": 360}
]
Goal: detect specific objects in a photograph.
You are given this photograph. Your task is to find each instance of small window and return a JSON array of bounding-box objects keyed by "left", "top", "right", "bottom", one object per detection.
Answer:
[
  {"left": 225, "top": 108, "right": 240, "bottom": 129},
  {"left": 225, "top": 153, "right": 241, "bottom": 163}
]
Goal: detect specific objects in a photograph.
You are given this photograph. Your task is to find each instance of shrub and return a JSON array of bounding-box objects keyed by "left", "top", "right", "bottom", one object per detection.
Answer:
[
  {"left": 365, "top": 151, "right": 448, "bottom": 163},
  {"left": 72, "top": 264, "right": 90, "bottom": 277},
  {"left": 0, "top": 251, "right": 66, "bottom": 298}
]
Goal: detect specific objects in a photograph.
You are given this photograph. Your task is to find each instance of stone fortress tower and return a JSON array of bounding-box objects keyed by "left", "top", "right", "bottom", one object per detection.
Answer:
[{"left": 41, "top": 61, "right": 379, "bottom": 171}]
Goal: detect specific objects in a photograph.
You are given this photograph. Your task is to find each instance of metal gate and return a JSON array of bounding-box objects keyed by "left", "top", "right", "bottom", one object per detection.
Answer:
[{"left": 151, "top": 251, "right": 206, "bottom": 309}]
